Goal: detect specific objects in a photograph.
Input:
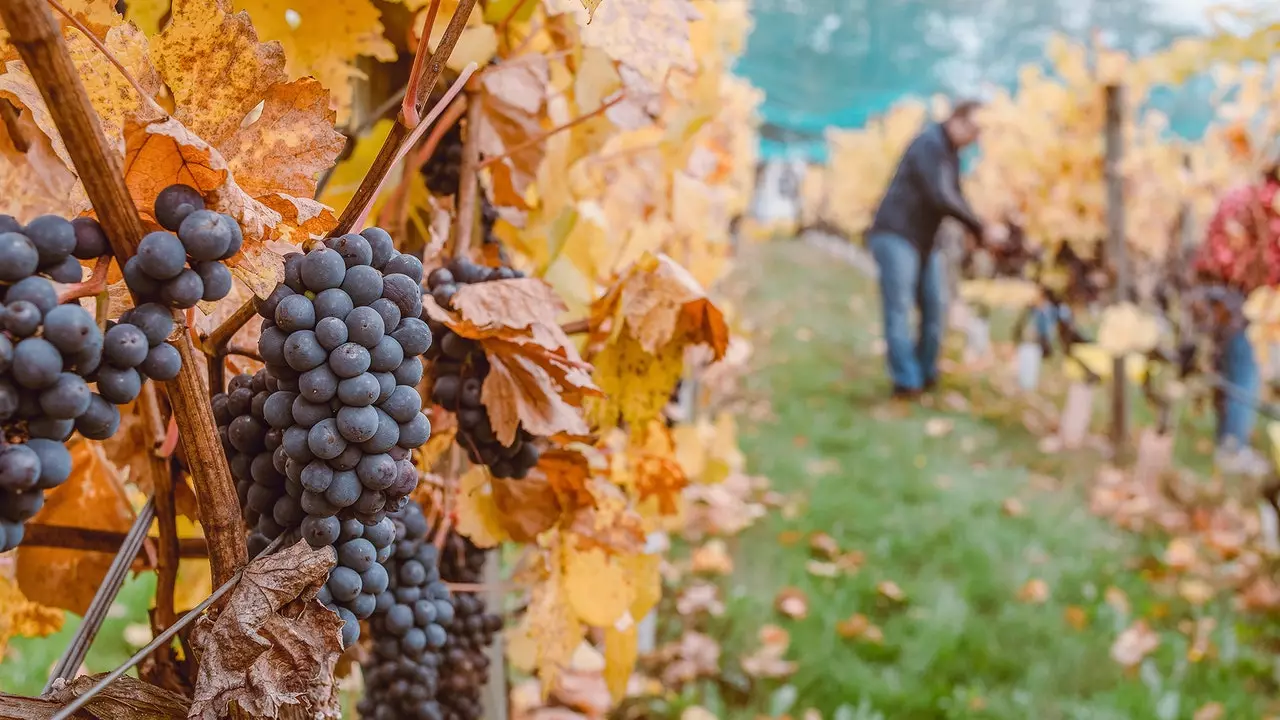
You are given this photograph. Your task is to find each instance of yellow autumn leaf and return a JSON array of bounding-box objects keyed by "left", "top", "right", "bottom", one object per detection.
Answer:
[
  {"left": 125, "top": 0, "right": 172, "bottom": 35},
  {"left": 0, "top": 568, "right": 64, "bottom": 658},
  {"left": 588, "top": 332, "right": 684, "bottom": 433},
  {"left": 454, "top": 465, "right": 508, "bottom": 548},
  {"left": 622, "top": 552, "right": 662, "bottom": 619},
  {"left": 1097, "top": 303, "right": 1162, "bottom": 357},
  {"left": 234, "top": 0, "right": 396, "bottom": 123},
  {"left": 603, "top": 624, "right": 637, "bottom": 700},
  {"left": 562, "top": 538, "right": 634, "bottom": 627}
]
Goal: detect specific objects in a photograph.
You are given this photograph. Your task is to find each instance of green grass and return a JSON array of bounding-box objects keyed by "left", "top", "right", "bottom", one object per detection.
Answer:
[
  {"left": 688, "top": 240, "right": 1279, "bottom": 719},
  {"left": 0, "top": 573, "right": 154, "bottom": 696}
]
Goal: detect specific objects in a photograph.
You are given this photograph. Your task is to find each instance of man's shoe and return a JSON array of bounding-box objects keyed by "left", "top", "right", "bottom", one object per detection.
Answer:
[
  {"left": 892, "top": 385, "right": 922, "bottom": 400},
  {"left": 923, "top": 378, "right": 938, "bottom": 392}
]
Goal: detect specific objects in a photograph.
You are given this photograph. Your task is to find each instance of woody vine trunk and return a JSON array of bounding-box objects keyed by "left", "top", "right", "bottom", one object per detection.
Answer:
[{"left": 0, "top": 0, "right": 248, "bottom": 587}]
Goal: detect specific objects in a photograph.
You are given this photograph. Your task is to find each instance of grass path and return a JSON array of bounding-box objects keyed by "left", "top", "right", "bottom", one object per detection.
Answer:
[{"left": 707, "top": 241, "right": 1277, "bottom": 719}]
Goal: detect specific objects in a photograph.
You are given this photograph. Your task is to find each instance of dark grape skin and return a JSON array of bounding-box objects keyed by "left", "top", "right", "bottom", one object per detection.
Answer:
[
  {"left": 341, "top": 264, "right": 383, "bottom": 307},
  {"left": 361, "top": 227, "right": 396, "bottom": 269},
  {"left": 5, "top": 302, "right": 41, "bottom": 338},
  {"left": 71, "top": 217, "right": 110, "bottom": 259},
  {"left": 12, "top": 338, "right": 62, "bottom": 390},
  {"left": 40, "top": 372, "right": 92, "bottom": 419},
  {"left": 384, "top": 253, "right": 424, "bottom": 283},
  {"left": 315, "top": 316, "right": 348, "bottom": 351},
  {"left": 8, "top": 276, "right": 58, "bottom": 315},
  {"left": 122, "top": 303, "right": 174, "bottom": 346},
  {"left": 45, "top": 256, "right": 84, "bottom": 283},
  {"left": 103, "top": 323, "right": 150, "bottom": 368},
  {"left": 136, "top": 231, "right": 187, "bottom": 280},
  {"left": 329, "top": 342, "right": 371, "bottom": 378},
  {"left": 195, "top": 261, "right": 233, "bottom": 302},
  {"left": 301, "top": 248, "right": 346, "bottom": 292},
  {"left": 159, "top": 269, "right": 204, "bottom": 309},
  {"left": 0, "top": 445, "right": 40, "bottom": 491},
  {"left": 275, "top": 293, "right": 317, "bottom": 332},
  {"left": 313, "top": 289, "right": 354, "bottom": 321},
  {"left": 96, "top": 365, "right": 142, "bottom": 404},
  {"left": 154, "top": 183, "right": 206, "bottom": 232},
  {"left": 0, "top": 233, "right": 39, "bottom": 283},
  {"left": 76, "top": 395, "right": 121, "bottom": 439},
  {"left": 27, "top": 438, "right": 71, "bottom": 489},
  {"left": 177, "top": 209, "right": 233, "bottom": 261},
  {"left": 332, "top": 234, "right": 373, "bottom": 268},
  {"left": 123, "top": 256, "right": 161, "bottom": 296},
  {"left": 382, "top": 274, "right": 423, "bottom": 319},
  {"left": 257, "top": 285, "right": 295, "bottom": 321},
  {"left": 345, "top": 306, "right": 385, "bottom": 348},
  {"left": 139, "top": 343, "right": 182, "bottom": 381},
  {"left": 24, "top": 215, "right": 77, "bottom": 267}
]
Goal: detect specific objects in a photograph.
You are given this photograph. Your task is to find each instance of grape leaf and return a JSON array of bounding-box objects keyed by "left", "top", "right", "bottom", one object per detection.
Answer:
[
  {"left": 553, "top": 0, "right": 697, "bottom": 91},
  {"left": 188, "top": 540, "right": 342, "bottom": 720},
  {"left": 478, "top": 67, "right": 550, "bottom": 209},
  {"left": 15, "top": 440, "right": 135, "bottom": 615},
  {"left": 233, "top": 0, "right": 397, "bottom": 123},
  {"left": 0, "top": 0, "right": 121, "bottom": 62},
  {"left": 593, "top": 251, "right": 728, "bottom": 358},
  {"left": 491, "top": 474, "right": 561, "bottom": 543},
  {"left": 454, "top": 465, "right": 507, "bottom": 548},
  {"left": 0, "top": 560, "right": 64, "bottom": 659}
]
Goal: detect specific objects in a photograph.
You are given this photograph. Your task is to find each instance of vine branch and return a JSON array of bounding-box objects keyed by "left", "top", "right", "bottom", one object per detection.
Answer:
[
  {"left": 23, "top": 522, "right": 209, "bottom": 557},
  {"left": 331, "top": 0, "right": 479, "bottom": 236},
  {"left": 54, "top": 255, "right": 110, "bottom": 303},
  {"left": 403, "top": 0, "right": 443, "bottom": 129},
  {"left": 0, "top": 0, "right": 248, "bottom": 587},
  {"left": 452, "top": 91, "right": 484, "bottom": 257}
]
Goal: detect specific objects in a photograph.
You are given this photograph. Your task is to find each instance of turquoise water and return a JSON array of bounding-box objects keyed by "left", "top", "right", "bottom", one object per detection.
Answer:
[{"left": 736, "top": 0, "right": 1223, "bottom": 161}]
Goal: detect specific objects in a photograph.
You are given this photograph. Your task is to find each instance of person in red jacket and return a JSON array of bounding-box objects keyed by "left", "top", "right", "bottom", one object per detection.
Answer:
[{"left": 1192, "top": 163, "right": 1280, "bottom": 474}]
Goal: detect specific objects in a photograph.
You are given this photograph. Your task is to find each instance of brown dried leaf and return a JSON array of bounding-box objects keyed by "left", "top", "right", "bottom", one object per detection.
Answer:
[
  {"left": 221, "top": 78, "right": 346, "bottom": 198},
  {"left": 835, "top": 613, "right": 883, "bottom": 643},
  {"left": 15, "top": 440, "right": 134, "bottom": 615},
  {"left": 591, "top": 252, "right": 727, "bottom": 359},
  {"left": 151, "top": 0, "right": 289, "bottom": 146},
  {"left": 1110, "top": 620, "right": 1159, "bottom": 668},
  {"left": 808, "top": 532, "right": 840, "bottom": 559},
  {"left": 189, "top": 540, "right": 342, "bottom": 720},
  {"left": 482, "top": 340, "right": 595, "bottom": 446},
  {"left": 492, "top": 474, "right": 562, "bottom": 543},
  {"left": 478, "top": 73, "right": 548, "bottom": 209},
  {"left": 0, "top": 98, "right": 83, "bottom": 222},
  {"left": 740, "top": 624, "right": 796, "bottom": 679},
  {"left": 537, "top": 448, "right": 596, "bottom": 511},
  {"left": 564, "top": 485, "right": 646, "bottom": 555},
  {"left": 449, "top": 278, "right": 576, "bottom": 351}
]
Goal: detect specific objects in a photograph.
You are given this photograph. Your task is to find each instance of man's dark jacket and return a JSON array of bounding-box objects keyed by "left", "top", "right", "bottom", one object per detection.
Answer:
[{"left": 869, "top": 122, "right": 983, "bottom": 255}]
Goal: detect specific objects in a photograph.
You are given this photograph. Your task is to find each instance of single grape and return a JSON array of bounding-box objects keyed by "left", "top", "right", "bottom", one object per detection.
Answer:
[
  {"left": 257, "top": 285, "right": 295, "bottom": 321},
  {"left": 325, "top": 469, "right": 363, "bottom": 508},
  {"left": 345, "top": 306, "right": 385, "bottom": 348},
  {"left": 4, "top": 302, "right": 41, "bottom": 338},
  {"left": 258, "top": 325, "right": 288, "bottom": 366},
  {"left": 369, "top": 298, "right": 402, "bottom": 333},
  {"left": 384, "top": 253, "right": 424, "bottom": 283},
  {"left": 338, "top": 517, "right": 365, "bottom": 543},
  {"left": 136, "top": 231, "right": 187, "bottom": 280},
  {"left": 431, "top": 375, "right": 460, "bottom": 408},
  {"left": 382, "top": 274, "right": 423, "bottom": 319},
  {"left": 195, "top": 261, "right": 233, "bottom": 302},
  {"left": 361, "top": 227, "right": 396, "bottom": 269},
  {"left": 338, "top": 538, "right": 377, "bottom": 572},
  {"left": 219, "top": 216, "right": 244, "bottom": 260},
  {"left": 283, "top": 330, "right": 326, "bottom": 372},
  {"left": 300, "top": 460, "right": 334, "bottom": 493},
  {"left": 328, "top": 566, "right": 363, "bottom": 603},
  {"left": 0, "top": 215, "right": 18, "bottom": 233},
  {"left": 75, "top": 395, "right": 121, "bottom": 439},
  {"left": 313, "top": 288, "right": 354, "bottom": 321},
  {"left": 291, "top": 395, "right": 333, "bottom": 428},
  {"left": 308, "top": 418, "right": 347, "bottom": 460},
  {"left": 39, "top": 372, "right": 92, "bottom": 419},
  {"left": 398, "top": 413, "right": 431, "bottom": 449},
  {"left": 125, "top": 303, "right": 175, "bottom": 346},
  {"left": 373, "top": 372, "right": 396, "bottom": 404},
  {"left": 28, "top": 416, "right": 72, "bottom": 441},
  {"left": 95, "top": 365, "right": 142, "bottom": 404},
  {"left": 393, "top": 357, "right": 424, "bottom": 387},
  {"left": 103, "top": 323, "right": 149, "bottom": 368},
  {"left": 0, "top": 445, "right": 40, "bottom": 491},
  {"left": 384, "top": 603, "right": 414, "bottom": 636},
  {"left": 139, "top": 343, "right": 182, "bottom": 381},
  {"left": 301, "top": 489, "right": 340, "bottom": 518},
  {"left": 177, "top": 209, "right": 233, "bottom": 261},
  {"left": 71, "top": 217, "right": 110, "bottom": 259},
  {"left": 123, "top": 256, "right": 161, "bottom": 296},
  {"left": 24, "top": 215, "right": 76, "bottom": 267},
  {"left": 356, "top": 453, "right": 398, "bottom": 491},
  {"left": 301, "top": 248, "right": 346, "bottom": 292},
  {"left": 368, "top": 336, "right": 404, "bottom": 373},
  {"left": 0, "top": 233, "right": 39, "bottom": 283},
  {"left": 382, "top": 385, "right": 423, "bottom": 424},
  {"left": 337, "top": 405, "right": 378, "bottom": 443},
  {"left": 341, "top": 264, "right": 384, "bottom": 307},
  {"left": 154, "top": 184, "right": 205, "bottom": 231},
  {"left": 337, "top": 606, "right": 360, "bottom": 648},
  {"left": 26, "top": 438, "right": 71, "bottom": 490},
  {"left": 426, "top": 267, "right": 453, "bottom": 290},
  {"left": 390, "top": 317, "right": 432, "bottom": 356},
  {"left": 46, "top": 256, "right": 83, "bottom": 283},
  {"left": 299, "top": 364, "right": 340, "bottom": 403},
  {"left": 301, "top": 514, "right": 341, "bottom": 547},
  {"left": 315, "top": 315, "right": 348, "bottom": 351},
  {"left": 329, "top": 342, "right": 371, "bottom": 378},
  {"left": 159, "top": 269, "right": 204, "bottom": 309},
  {"left": 7, "top": 276, "right": 57, "bottom": 315},
  {"left": 12, "top": 338, "right": 61, "bottom": 390},
  {"left": 360, "top": 409, "right": 400, "bottom": 453},
  {"left": 350, "top": 592, "right": 378, "bottom": 620},
  {"left": 337, "top": 373, "right": 380, "bottom": 407},
  {"left": 275, "top": 294, "right": 317, "bottom": 332},
  {"left": 361, "top": 563, "right": 390, "bottom": 595},
  {"left": 430, "top": 284, "right": 457, "bottom": 309},
  {"left": 332, "top": 233, "right": 373, "bottom": 268}
]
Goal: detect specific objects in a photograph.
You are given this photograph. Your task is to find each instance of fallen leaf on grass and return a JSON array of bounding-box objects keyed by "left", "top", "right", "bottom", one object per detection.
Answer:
[
  {"left": 690, "top": 539, "right": 733, "bottom": 575},
  {"left": 1194, "top": 702, "right": 1225, "bottom": 720},
  {"left": 774, "top": 588, "right": 809, "bottom": 619},
  {"left": 1164, "top": 537, "right": 1198, "bottom": 571},
  {"left": 1017, "top": 579, "right": 1050, "bottom": 604},
  {"left": 835, "top": 613, "right": 884, "bottom": 643},
  {"left": 805, "top": 560, "right": 840, "bottom": 578},
  {"left": 681, "top": 708, "right": 718, "bottom": 720},
  {"left": 1064, "top": 606, "right": 1088, "bottom": 630},
  {"left": 740, "top": 624, "right": 797, "bottom": 679},
  {"left": 1187, "top": 617, "right": 1216, "bottom": 663},
  {"left": 808, "top": 532, "right": 840, "bottom": 559},
  {"left": 777, "top": 530, "right": 803, "bottom": 546},
  {"left": 1178, "top": 578, "right": 1216, "bottom": 606},
  {"left": 1104, "top": 586, "right": 1130, "bottom": 616},
  {"left": 676, "top": 582, "right": 724, "bottom": 617},
  {"left": 1110, "top": 620, "right": 1159, "bottom": 668},
  {"left": 924, "top": 417, "right": 954, "bottom": 438},
  {"left": 1001, "top": 497, "right": 1026, "bottom": 517},
  {"left": 877, "top": 580, "right": 906, "bottom": 603},
  {"left": 189, "top": 540, "right": 341, "bottom": 720}
]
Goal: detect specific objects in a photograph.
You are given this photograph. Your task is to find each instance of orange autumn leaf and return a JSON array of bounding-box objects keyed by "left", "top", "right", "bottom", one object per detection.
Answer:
[
  {"left": 491, "top": 474, "right": 562, "bottom": 543},
  {"left": 591, "top": 252, "right": 728, "bottom": 360},
  {"left": 537, "top": 448, "right": 597, "bottom": 511},
  {"left": 477, "top": 56, "right": 550, "bottom": 209},
  {"left": 15, "top": 440, "right": 135, "bottom": 614},
  {"left": 773, "top": 587, "right": 809, "bottom": 620},
  {"left": 565, "top": 483, "right": 646, "bottom": 555}
]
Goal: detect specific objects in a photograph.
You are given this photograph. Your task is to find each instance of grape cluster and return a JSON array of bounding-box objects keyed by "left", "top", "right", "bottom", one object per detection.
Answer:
[
  {"left": 0, "top": 213, "right": 144, "bottom": 551},
  {"left": 426, "top": 259, "right": 538, "bottom": 480},
  {"left": 316, "top": 513, "right": 398, "bottom": 648},
  {"left": 477, "top": 196, "right": 512, "bottom": 267},
  {"left": 436, "top": 532, "right": 502, "bottom": 720},
  {"left": 123, "top": 184, "right": 237, "bottom": 309},
  {"left": 359, "top": 499, "right": 453, "bottom": 720},
  {"left": 421, "top": 121, "right": 463, "bottom": 197},
  {"left": 214, "top": 227, "right": 434, "bottom": 647}
]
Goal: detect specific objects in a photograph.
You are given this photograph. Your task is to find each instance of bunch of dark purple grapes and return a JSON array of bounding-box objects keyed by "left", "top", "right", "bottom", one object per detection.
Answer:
[
  {"left": 0, "top": 212, "right": 180, "bottom": 552},
  {"left": 359, "top": 499, "right": 454, "bottom": 720},
  {"left": 421, "top": 121, "right": 463, "bottom": 197},
  {"left": 215, "top": 227, "right": 434, "bottom": 647},
  {"left": 436, "top": 531, "right": 502, "bottom": 720},
  {"left": 123, "top": 184, "right": 236, "bottom": 309},
  {"left": 425, "top": 258, "right": 538, "bottom": 480}
]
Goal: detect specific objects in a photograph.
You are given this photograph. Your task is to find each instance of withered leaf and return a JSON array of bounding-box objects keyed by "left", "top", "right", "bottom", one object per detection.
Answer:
[
  {"left": 15, "top": 440, "right": 134, "bottom": 615},
  {"left": 221, "top": 78, "right": 346, "bottom": 198},
  {"left": 592, "top": 252, "right": 728, "bottom": 359},
  {"left": 477, "top": 73, "right": 548, "bottom": 209},
  {"left": 189, "top": 540, "right": 342, "bottom": 720},
  {"left": 492, "top": 474, "right": 562, "bottom": 543},
  {"left": 482, "top": 343, "right": 594, "bottom": 446},
  {"left": 537, "top": 448, "right": 597, "bottom": 511}
]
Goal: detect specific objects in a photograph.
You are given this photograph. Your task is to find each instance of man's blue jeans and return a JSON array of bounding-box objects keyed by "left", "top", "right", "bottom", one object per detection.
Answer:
[
  {"left": 868, "top": 231, "right": 946, "bottom": 391},
  {"left": 1218, "top": 327, "right": 1259, "bottom": 448}
]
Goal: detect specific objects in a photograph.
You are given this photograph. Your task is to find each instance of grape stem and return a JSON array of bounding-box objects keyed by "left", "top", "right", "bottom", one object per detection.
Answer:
[
  {"left": 452, "top": 91, "right": 484, "bottom": 257},
  {"left": 53, "top": 254, "right": 110, "bottom": 303},
  {"left": 140, "top": 384, "right": 180, "bottom": 639},
  {"left": 44, "top": 0, "right": 167, "bottom": 120},
  {"left": 330, "top": 0, "right": 478, "bottom": 236},
  {"left": 477, "top": 92, "right": 626, "bottom": 171},
  {"left": 560, "top": 318, "right": 589, "bottom": 335},
  {"left": 1, "top": 0, "right": 249, "bottom": 589},
  {"left": 402, "top": 0, "right": 443, "bottom": 130}
]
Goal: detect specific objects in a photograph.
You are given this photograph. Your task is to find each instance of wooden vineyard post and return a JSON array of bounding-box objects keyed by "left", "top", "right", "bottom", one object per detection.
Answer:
[
  {"left": 481, "top": 555, "right": 508, "bottom": 720},
  {"left": 1104, "top": 84, "right": 1130, "bottom": 461}
]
